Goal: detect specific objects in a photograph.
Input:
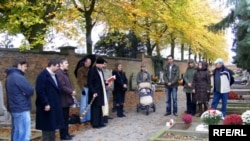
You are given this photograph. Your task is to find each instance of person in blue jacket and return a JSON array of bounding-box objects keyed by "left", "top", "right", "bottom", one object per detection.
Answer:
[
  {"left": 5, "top": 58, "right": 34, "bottom": 141},
  {"left": 211, "top": 58, "right": 235, "bottom": 117}
]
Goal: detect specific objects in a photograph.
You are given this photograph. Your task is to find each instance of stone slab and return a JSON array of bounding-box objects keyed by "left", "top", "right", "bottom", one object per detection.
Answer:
[{"left": 148, "top": 122, "right": 208, "bottom": 141}]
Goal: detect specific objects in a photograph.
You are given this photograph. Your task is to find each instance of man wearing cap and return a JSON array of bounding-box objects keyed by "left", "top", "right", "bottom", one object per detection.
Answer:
[
  {"left": 87, "top": 57, "right": 109, "bottom": 128},
  {"left": 211, "top": 58, "right": 234, "bottom": 117}
]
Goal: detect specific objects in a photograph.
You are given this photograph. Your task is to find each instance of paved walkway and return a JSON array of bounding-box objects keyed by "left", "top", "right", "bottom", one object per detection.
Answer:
[{"left": 73, "top": 87, "right": 187, "bottom": 141}]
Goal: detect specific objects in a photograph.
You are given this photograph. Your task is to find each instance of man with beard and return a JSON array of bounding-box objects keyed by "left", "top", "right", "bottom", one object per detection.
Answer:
[{"left": 88, "top": 57, "right": 109, "bottom": 128}]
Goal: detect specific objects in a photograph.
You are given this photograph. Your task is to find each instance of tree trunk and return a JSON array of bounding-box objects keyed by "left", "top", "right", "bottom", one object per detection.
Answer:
[
  {"left": 188, "top": 47, "right": 191, "bottom": 60},
  {"left": 181, "top": 43, "right": 184, "bottom": 61},
  {"left": 146, "top": 37, "right": 152, "bottom": 56},
  {"left": 25, "top": 23, "right": 47, "bottom": 51},
  {"left": 156, "top": 43, "right": 160, "bottom": 56},
  {"left": 170, "top": 38, "right": 175, "bottom": 58},
  {"left": 85, "top": 13, "right": 93, "bottom": 54}
]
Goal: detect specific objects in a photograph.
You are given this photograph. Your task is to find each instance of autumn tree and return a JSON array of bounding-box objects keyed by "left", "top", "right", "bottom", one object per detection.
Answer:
[{"left": 0, "top": 0, "right": 63, "bottom": 51}]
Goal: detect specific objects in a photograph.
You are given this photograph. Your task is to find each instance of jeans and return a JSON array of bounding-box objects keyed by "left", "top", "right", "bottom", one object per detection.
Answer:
[
  {"left": 60, "top": 107, "right": 70, "bottom": 138},
  {"left": 186, "top": 93, "right": 196, "bottom": 115},
  {"left": 80, "top": 87, "right": 91, "bottom": 122},
  {"left": 11, "top": 111, "right": 31, "bottom": 141},
  {"left": 166, "top": 87, "right": 178, "bottom": 114},
  {"left": 211, "top": 91, "right": 229, "bottom": 117}
]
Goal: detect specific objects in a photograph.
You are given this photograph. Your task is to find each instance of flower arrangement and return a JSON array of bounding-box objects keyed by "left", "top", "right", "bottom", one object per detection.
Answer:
[
  {"left": 229, "top": 91, "right": 243, "bottom": 100},
  {"left": 182, "top": 114, "right": 193, "bottom": 124},
  {"left": 200, "top": 109, "right": 223, "bottom": 125},
  {"left": 223, "top": 114, "right": 243, "bottom": 125},
  {"left": 241, "top": 110, "right": 250, "bottom": 125},
  {"left": 151, "top": 76, "right": 158, "bottom": 83}
]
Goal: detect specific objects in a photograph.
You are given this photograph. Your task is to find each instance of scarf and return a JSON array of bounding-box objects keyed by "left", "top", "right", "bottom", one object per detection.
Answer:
[{"left": 97, "top": 69, "right": 109, "bottom": 116}]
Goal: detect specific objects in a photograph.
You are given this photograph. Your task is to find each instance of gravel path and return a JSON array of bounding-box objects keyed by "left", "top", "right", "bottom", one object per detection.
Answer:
[{"left": 73, "top": 87, "right": 187, "bottom": 141}]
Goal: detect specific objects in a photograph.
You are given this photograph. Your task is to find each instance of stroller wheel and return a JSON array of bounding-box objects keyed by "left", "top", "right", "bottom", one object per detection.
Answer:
[
  {"left": 146, "top": 106, "right": 149, "bottom": 115},
  {"left": 136, "top": 104, "right": 140, "bottom": 112},
  {"left": 152, "top": 104, "right": 156, "bottom": 112}
]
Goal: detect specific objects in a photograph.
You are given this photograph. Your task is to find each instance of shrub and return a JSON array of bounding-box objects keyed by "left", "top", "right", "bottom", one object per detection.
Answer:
[
  {"left": 182, "top": 114, "right": 193, "bottom": 124},
  {"left": 223, "top": 114, "right": 243, "bottom": 125},
  {"left": 201, "top": 109, "right": 223, "bottom": 125},
  {"left": 241, "top": 110, "right": 250, "bottom": 125}
]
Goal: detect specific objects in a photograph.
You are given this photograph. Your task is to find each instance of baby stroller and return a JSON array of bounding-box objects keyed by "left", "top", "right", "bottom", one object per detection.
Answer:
[{"left": 136, "top": 82, "right": 156, "bottom": 115}]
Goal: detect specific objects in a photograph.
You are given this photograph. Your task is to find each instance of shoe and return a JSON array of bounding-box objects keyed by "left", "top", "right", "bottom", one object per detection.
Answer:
[
  {"left": 68, "top": 134, "right": 75, "bottom": 138},
  {"left": 107, "top": 116, "right": 113, "bottom": 119},
  {"left": 93, "top": 124, "right": 106, "bottom": 129},
  {"left": 173, "top": 113, "right": 178, "bottom": 116},
  {"left": 164, "top": 113, "right": 171, "bottom": 116},
  {"left": 60, "top": 135, "right": 72, "bottom": 140}
]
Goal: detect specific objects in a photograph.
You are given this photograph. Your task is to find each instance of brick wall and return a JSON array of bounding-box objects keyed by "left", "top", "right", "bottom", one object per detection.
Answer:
[{"left": 0, "top": 47, "right": 190, "bottom": 113}]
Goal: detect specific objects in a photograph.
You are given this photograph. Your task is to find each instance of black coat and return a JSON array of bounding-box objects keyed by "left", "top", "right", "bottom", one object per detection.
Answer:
[
  {"left": 35, "top": 69, "right": 64, "bottom": 131},
  {"left": 87, "top": 66, "right": 105, "bottom": 106},
  {"left": 112, "top": 70, "right": 128, "bottom": 93}
]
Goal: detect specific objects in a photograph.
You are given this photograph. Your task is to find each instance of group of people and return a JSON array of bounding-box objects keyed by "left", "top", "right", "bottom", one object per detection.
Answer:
[
  {"left": 4, "top": 54, "right": 235, "bottom": 141},
  {"left": 164, "top": 55, "right": 235, "bottom": 118},
  {"left": 5, "top": 58, "right": 76, "bottom": 141},
  {"left": 5, "top": 55, "right": 131, "bottom": 141}
]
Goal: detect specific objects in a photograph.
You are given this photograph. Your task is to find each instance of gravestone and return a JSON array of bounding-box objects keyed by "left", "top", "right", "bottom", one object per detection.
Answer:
[
  {"left": 130, "top": 73, "right": 138, "bottom": 90},
  {"left": 0, "top": 81, "right": 10, "bottom": 122},
  {"left": 158, "top": 71, "right": 165, "bottom": 84}
]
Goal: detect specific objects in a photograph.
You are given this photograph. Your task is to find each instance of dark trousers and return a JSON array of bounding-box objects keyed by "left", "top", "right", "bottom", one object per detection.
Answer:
[
  {"left": 186, "top": 93, "right": 196, "bottom": 115},
  {"left": 115, "top": 91, "right": 126, "bottom": 105},
  {"left": 112, "top": 91, "right": 116, "bottom": 108},
  {"left": 42, "top": 131, "right": 55, "bottom": 141},
  {"left": 60, "top": 107, "right": 70, "bottom": 138}
]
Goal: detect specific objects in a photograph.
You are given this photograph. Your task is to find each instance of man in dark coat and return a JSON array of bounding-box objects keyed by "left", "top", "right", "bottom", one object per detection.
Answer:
[
  {"left": 35, "top": 59, "right": 64, "bottom": 141},
  {"left": 56, "top": 58, "right": 76, "bottom": 140},
  {"left": 88, "top": 57, "right": 108, "bottom": 129}
]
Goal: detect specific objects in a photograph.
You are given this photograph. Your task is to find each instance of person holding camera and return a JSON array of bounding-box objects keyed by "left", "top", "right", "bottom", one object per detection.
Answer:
[{"left": 112, "top": 63, "right": 128, "bottom": 118}]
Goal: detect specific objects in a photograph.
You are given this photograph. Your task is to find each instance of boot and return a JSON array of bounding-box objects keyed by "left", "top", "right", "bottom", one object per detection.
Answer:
[
  {"left": 120, "top": 105, "right": 126, "bottom": 117},
  {"left": 103, "top": 116, "right": 108, "bottom": 124},
  {"left": 195, "top": 104, "right": 202, "bottom": 117},
  {"left": 204, "top": 103, "right": 208, "bottom": 112},
  {"left": 117, "top": 106, "right": 123, "bottom": 117}
]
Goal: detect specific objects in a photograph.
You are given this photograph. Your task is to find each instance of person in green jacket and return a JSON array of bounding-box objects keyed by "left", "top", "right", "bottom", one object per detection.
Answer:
[{"left": 183, "top": 59, "right": 196, "bottom": 116}]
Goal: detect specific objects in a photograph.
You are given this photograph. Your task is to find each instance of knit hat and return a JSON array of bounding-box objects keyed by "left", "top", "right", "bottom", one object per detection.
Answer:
[
  {"left": 96, "top": 57, "right": 105, "bottom": 64},
  {"left": 214, "top": 58, "right": 224, "bottom": 64}
]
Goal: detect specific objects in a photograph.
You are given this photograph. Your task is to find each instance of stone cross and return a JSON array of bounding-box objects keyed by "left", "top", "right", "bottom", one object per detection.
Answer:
[{"left": 0, "top": 81, "right": 10, "bottom": 121}]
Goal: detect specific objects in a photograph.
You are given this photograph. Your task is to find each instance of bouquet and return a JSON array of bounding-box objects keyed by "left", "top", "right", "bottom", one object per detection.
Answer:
[
  {"left": 200, "top": 109, "right": 223, "bottom": 125},
  {"left": 241, "top": 110, "right": 250, "bottom": 125},
  {"left": 223, "top": 114, "right": 243, "bottom": 125},
  {"left": 182, "top": 114, "right": 193, "bottom": 124},
  {"left": 151, "top": 76, "right": 158, "bottom": 83}
]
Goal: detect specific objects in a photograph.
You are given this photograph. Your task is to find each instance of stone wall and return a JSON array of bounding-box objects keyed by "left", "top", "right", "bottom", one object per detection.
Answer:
[{"left": 0, "top": 47, "right": 191, "bottom": 113}]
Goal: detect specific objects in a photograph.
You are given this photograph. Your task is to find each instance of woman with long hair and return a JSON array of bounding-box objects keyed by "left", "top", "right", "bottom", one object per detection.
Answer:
[{"left": 112, "top": 63, "right": 128, "bottom": 117}]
